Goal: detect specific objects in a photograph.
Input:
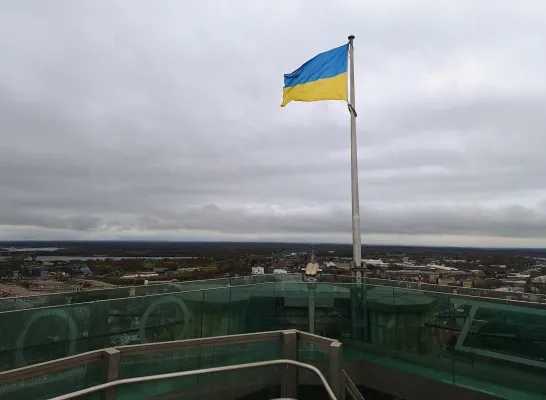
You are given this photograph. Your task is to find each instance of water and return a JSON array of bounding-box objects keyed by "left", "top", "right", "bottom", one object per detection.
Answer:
[
  {"left": 1, "top": 247, "right": 64, "bottom": 252},
  {"left": 35, "top": 256, "right": 197, "bottom": 261}
]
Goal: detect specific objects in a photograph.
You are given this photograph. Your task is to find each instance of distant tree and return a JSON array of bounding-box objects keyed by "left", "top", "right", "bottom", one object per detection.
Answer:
[{"left": 5, "top": 255, "right": 24, "bottom": 269}]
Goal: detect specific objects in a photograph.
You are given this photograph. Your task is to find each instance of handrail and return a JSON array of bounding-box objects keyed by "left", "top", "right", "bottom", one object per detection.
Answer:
[
  {"left": 117, "top": 329, "right": 286, "bottom": 356},
  {"left": 0, "top": 349, "right": 108, "bottom": 385},
  {"left": 0, "top": 329, "right": 342, "bottom": 387},
  {"left": 0, "top": 329, "right": 292, "bottom": 384},
  {"left": 297, "top": 330, "right": 337, "bottom": 346},
  {"left": 343, "top": 369, "right": 364, "bottom": 400},
  {"left": 49, "top": 359, "right": 337, "bottom": 400}
]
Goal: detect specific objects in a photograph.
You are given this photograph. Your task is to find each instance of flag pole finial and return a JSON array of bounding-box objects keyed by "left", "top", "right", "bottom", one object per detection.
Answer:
[{"left": 348, "top": 35, "right": 355, "bottom": 41}]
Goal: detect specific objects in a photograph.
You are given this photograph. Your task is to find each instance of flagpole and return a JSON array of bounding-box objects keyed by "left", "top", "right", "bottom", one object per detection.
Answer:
[{"left": 348, "top": 35, "right": 362, "bottom": 278}]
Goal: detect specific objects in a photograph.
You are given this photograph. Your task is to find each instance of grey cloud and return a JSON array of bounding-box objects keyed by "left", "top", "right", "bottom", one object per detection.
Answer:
[
  {"left": 142, "top": 203, "right": 546, "bottom": 240},
  {"left": 3, "top": 203, "right": 546, "bottom": 241},
  {"left": 0, "top": 1, "right": 545, "bottom": 246}
]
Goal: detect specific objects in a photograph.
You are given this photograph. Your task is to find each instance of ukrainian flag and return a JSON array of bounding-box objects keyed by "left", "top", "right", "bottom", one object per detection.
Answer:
[{"left": 281, "top": 43, "right": 349, "bottom": 107}]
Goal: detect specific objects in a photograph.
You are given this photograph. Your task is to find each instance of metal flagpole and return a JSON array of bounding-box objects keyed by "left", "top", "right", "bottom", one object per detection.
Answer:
[
  {"left": 348, "top": 36, "right": 368, "bottom": 341},
  {"left": 348, "top": 35, "right": 362, "bottom": 278}
]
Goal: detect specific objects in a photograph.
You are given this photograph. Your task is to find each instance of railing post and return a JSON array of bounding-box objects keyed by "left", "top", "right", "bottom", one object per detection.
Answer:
[
  {"left": 281, "top": 330, "right": 298, "bottom": 399},
  {"left": 329, "top": 341, "right": 343, "bottom": 400},
  {"left": 103, "top": 348, "right": 120, "bottom": 400}
]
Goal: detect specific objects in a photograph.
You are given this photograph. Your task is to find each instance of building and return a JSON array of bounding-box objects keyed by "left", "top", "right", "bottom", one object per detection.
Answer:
[
  {"left": 273, "top": 268, "right": 287, "bottom": 274},
  {"left": 76, "top": 265, "right": 93, "bottom": 278},
  {"left": 438, "top": 276, "right": 458, "bottom": 285},
  {"left": 326, "top": 261, "right": 351, "bottom": 270},
  {"left": 428, "top": 264, "right": 458, "bottom": 271},
  {"left": 153, "top": 267, "right": 169, "bottom": 275},
  {"left": 251, "top": 266, "right": 264, "bottom": 275},
  {"left": 177, "top": 267, "right": 199, "bottom": 273},
  {"left": 121, "top": 272, "right": 158, "bottom": 279},
  {"left": 362, "top": 259, "right": 388, "bottom": 268}
]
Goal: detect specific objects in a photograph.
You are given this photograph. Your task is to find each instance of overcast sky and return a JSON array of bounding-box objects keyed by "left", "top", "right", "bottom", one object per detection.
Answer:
[{"left": 1, "top": 1, "right": 545, "bottom": 247}]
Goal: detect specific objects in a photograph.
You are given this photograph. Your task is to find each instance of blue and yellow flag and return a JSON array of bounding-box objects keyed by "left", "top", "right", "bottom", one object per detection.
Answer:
[{"left": 281, "top": 43, "right": 349, "bottom": 107}]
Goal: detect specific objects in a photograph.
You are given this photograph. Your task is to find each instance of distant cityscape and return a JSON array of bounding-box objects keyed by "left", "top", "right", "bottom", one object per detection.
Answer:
[{"left": 1, "top": 241, "right": 546, "bottom": 301}]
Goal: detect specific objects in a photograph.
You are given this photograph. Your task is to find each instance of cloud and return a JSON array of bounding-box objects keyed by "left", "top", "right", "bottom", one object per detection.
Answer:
[{"left": 0, "top": 0, "right": 545, "bottom": 247}]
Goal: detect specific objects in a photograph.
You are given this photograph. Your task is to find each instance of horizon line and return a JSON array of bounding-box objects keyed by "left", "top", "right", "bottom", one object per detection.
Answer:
[{"left": 0, "top": 239, "right": 545, "bottom": 251}]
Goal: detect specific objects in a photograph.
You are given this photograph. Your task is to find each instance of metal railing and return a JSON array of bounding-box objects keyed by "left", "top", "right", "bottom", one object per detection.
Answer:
[
  {"left": 343, "top": 370, "right": 365, "bottom": 400},
  {"left": 50, "top": 359, "right": 337, "bottom": 400},
  {"left": 6, "top": 272, "right": 546, "bottom": 315},
  {"left": 0, "top": 329, "right": 343, "bottom": 400}
]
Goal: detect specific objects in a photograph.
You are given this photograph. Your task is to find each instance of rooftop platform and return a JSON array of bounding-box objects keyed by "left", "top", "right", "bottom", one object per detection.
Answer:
[{"left": 0, "top": 274, "right": 545, "bottom": 399}]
